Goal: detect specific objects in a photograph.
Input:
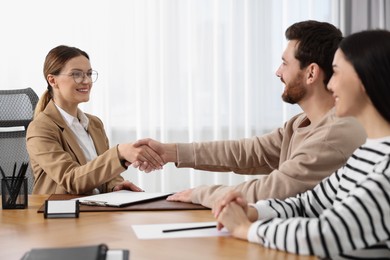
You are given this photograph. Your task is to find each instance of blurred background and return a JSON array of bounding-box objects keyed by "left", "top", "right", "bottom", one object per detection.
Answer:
[{"left": 1, "top": 0, "right": 389, "bottom": 192}]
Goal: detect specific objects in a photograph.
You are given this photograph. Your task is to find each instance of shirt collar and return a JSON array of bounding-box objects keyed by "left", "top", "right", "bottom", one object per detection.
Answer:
[{"left": 54, "top": 103, "right": 90, "bottom": 130}]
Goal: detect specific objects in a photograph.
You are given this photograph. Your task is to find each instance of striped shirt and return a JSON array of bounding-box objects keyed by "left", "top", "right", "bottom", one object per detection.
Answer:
[{"left": 248, "top": 137, "right": 390, "bottom": 259}]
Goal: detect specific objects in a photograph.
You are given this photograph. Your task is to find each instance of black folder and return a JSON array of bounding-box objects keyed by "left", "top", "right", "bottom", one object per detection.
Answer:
[{"left": 21, "top": 244, "right": 129, "bottom": 260}]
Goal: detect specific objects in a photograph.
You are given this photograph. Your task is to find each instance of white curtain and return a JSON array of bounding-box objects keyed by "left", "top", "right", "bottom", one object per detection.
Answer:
[
  {"left": 1, "top": 0, "right": 340, "bottom": 192},
  {"left": 340, "top": 0, "right": 390, "bottom": 35}
]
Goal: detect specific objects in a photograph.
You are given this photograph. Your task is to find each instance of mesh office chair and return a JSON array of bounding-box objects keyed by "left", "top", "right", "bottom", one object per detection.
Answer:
[{"left": 0, "top": 88, "right": 39, "bottom": 194}]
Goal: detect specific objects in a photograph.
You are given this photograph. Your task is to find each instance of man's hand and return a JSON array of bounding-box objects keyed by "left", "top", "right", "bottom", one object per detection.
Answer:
[
  {"left": 117, "top": 142, "right": 164, "bottom": 173},
  {"left": 113, "top": 180, "right": 144, "bottom": 192},
  {"left": 133, "top": 138, "right": 178, "bottom": 163},
  {"left": 166, "top": 188, "right": 194, "bottom": 203},
  {"left": 131, "top": 138, "right": 178, "bottom": 172}
]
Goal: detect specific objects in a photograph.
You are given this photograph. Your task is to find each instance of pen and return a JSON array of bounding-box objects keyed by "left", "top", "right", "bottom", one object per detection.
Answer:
[
  {"left": 162, "top": 225, "right": 217, "bottom": 233},
  {"left": 0, "top": 166, "right": 12, "bottom": 197}
]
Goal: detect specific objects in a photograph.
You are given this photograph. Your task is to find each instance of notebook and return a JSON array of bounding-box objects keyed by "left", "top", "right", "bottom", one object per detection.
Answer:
[
  {"left": 75, "top": 190, "right": 172, "bottom": 207},
  {"left": 21, "top": 244, "right": 129, "bottom": 260}
]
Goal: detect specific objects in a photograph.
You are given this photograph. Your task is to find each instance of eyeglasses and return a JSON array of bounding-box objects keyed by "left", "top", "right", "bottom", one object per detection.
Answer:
[{"left": 58, "top": 70, "right": 98, "bottom": 84}]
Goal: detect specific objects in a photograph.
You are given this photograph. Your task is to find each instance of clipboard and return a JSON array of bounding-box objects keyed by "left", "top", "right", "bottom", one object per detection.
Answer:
[
  {"left": 37, "top": 194, "right": 209, "bottom": 213},
  {"left": 75, "top": 190, "right": 173, "bottom": 207}
]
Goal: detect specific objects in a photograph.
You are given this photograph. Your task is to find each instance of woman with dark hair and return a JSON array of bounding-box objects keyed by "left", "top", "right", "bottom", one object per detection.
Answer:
[
  {"left": 27, "top": 45, "right": 163, "bottom": 194},
  {"left": 213, "top": 30, "right": 390, "bottom": 259}
]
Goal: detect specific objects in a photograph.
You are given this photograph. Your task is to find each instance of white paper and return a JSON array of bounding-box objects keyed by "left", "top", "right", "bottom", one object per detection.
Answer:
[{"left": 132, "top": 221, "right": 230, "bottom": 239}]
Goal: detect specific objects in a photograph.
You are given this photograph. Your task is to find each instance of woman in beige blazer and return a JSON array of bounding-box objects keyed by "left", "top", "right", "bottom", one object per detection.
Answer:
[{"left": 27, "top": 45, "right": 163, "bottom": 194}]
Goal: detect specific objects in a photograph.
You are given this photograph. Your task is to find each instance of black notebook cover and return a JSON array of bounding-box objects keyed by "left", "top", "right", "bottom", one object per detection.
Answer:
[{"left": 21, "top": 244, "right": 108, "bottom": 260}]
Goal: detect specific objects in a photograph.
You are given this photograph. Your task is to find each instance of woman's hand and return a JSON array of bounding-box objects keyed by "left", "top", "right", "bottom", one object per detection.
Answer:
[
  {"left": 213, "top": 191, "right": 249, "bottom": 219},
  {"left": 217, "top": 202, "right": 252, "bottom": 240},
  {"left": 213, "top": 191, "right": 258, "bottom": 230},
  {"left": 113, "top": 180, "right": 144, "bottom": 192}
]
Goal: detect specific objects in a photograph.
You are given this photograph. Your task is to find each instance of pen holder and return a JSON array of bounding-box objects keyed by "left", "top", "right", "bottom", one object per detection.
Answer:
[{"left": 1, "top": 177, "right": 28, "bottom": 209}]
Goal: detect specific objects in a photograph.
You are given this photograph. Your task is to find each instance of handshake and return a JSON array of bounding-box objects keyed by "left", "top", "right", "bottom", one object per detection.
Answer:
[{"left": 117, "top": 138, "right": 176, "bottom": 173}]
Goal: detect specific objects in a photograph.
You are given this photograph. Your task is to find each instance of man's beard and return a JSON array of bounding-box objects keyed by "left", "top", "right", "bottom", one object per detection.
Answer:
[{"left": 281, "top": 73, "right": 306, "bottom": 104}]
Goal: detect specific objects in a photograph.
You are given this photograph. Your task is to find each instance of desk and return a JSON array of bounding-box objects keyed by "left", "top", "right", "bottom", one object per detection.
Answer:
[{"left": 1, "top": 195, "right": 316, "bottom": 260}]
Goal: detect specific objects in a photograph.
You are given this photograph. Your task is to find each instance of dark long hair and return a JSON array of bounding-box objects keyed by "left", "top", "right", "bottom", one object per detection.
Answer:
[{"left": 340, "top": 30, "right": 390, "bottom": 123}]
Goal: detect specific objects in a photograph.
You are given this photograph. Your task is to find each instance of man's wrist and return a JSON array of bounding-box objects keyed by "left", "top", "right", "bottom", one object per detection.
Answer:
[{"left": 165, "top": 143, "right": 178, "bottom": 162}]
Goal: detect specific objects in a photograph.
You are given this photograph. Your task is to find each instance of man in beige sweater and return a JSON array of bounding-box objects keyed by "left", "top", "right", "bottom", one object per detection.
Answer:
[{"left": 134, "top": 20, "right": 366, "bottom": 208}]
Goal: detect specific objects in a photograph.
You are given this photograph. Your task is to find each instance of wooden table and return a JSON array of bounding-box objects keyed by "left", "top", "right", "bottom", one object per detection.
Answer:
[{"left": 0, "top": 195, "right": 316, "bottom": 260}]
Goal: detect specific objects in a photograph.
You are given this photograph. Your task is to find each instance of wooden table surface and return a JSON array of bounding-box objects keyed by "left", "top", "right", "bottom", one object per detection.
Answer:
[{"left": 0, "top": 195, "right": 316, "bottom": 260}]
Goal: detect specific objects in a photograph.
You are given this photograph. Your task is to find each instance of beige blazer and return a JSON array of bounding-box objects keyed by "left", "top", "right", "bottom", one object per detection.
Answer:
[{"left": 26, "top": 100, "right": 125, "bottom": 194}]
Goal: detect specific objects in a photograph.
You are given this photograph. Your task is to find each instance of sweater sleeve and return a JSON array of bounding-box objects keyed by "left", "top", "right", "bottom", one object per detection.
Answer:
[
  {"left": 180, "top": 127, "right": 283, "bottom": 208},
  {"left": 176, "top": 127, "right": 283, "bottom": 174},
  {"left": 190, "top": 133, "right": 360, "bottom": 207},
  {"left": 247, "top": 161, "right": 390, "bottom": 258},
  {"left": 188, "top": 114, "right": 366, "bottom": 208}
]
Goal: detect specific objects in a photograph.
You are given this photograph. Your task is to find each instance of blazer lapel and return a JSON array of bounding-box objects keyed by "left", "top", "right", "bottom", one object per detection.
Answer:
[
  {"left": 44, "top": 101, "right": 88, "bottom": 165},
  {"left": 87, "top": 118, "right": 106, "bottom": 156}
]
